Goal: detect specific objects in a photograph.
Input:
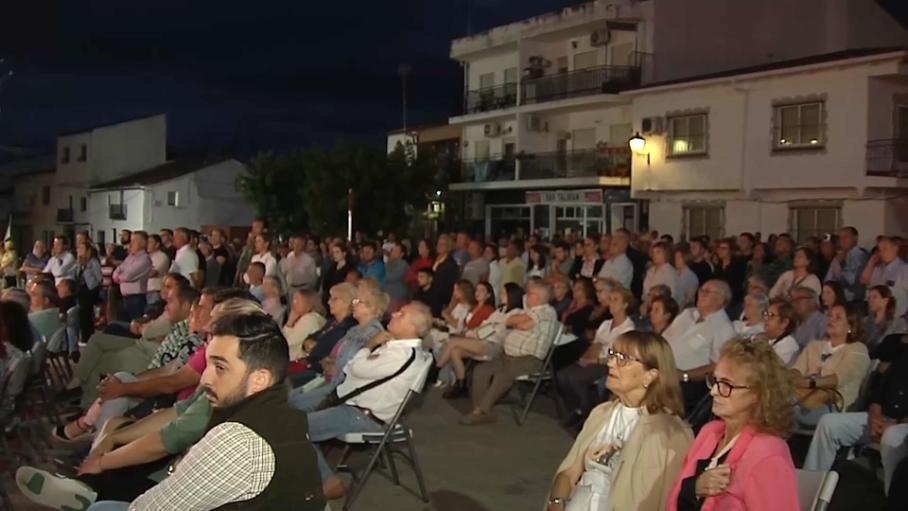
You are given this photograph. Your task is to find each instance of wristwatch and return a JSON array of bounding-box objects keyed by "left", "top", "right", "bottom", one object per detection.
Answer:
[
  {"left": 548, "top": 497, "right": 566, "bottom": 508},
  {"left": 682, "top": 372, "right": 690, "bottom": 383},
  {"left": 809, "top": 375, "right": 817, "bottom": 389}
]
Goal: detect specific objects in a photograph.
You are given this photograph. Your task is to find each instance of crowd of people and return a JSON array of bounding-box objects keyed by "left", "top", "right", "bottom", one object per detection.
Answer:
[{"left": 1, "top": 220, "right": 906, "bottom": 510}]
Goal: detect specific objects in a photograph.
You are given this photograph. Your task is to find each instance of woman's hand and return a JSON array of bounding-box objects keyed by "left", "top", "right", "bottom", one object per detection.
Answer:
[
  {"left": 695, "top": 464, "right": 731, "bottom": 498},
  {"left": 302, "top": 339, "right": 317, "bottom": 353}
]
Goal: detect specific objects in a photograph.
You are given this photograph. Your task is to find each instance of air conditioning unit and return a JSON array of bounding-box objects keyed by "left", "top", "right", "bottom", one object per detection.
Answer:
[
  {"left": 527, "top": 115, "right": 549, "bottom": 133},
  {"left": 641, "top": 116, "right": 664, "bottom": 134},
  {"left": 484, "top": 123, "right": 502, "bottom": 137},
  {"left": 590, "top": 28, "right": 611, "bottom": 47}
]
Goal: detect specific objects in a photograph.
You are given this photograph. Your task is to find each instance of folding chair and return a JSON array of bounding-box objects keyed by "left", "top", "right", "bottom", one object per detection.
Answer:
[
  {"left": 796, "top": 469, "right": 839, "bottom": 511},
  {"left": 512, "top": 324, "right": 565, "bottom": 425},
  {"left": 334, "top": 355, "right": 433, "bottom": 510}
]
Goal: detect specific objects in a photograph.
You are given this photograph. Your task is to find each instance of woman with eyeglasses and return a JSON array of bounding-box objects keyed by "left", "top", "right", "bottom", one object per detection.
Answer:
[
  {"left": 760, "top": 298, "right": 800, "bottom": 366},
  {"left": 289, "top": 282, "right": 359, "bottom": 386},
  {"left": 732, "top": 291, "right": 767, "bottom": 338},
  {"left": 667, "top": 338, "right": 799, "bottom": 511},
  {"left": 547, "top": 331, "right": 692, "bottom": 511},
  {"left": 791, "top": 303, "right": 871, "bottom": 429}
]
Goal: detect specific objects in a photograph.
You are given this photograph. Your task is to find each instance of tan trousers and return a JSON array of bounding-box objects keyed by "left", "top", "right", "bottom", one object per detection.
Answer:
[{"left": 470, "top": 355, "right": 541, "bottom": 413}]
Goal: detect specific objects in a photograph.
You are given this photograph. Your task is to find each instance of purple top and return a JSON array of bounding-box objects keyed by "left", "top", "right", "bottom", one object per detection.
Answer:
[{"left": 113, "top": 251, "right": 152, "bottom": 296}]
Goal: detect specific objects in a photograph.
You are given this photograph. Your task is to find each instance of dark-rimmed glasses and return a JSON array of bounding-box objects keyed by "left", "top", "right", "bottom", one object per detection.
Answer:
[
  {"left": 604, "top": 348, "right": 642, "bottom": 367},
  {"left": 706, "top": 374, "right": 750, "bottom": 397}
]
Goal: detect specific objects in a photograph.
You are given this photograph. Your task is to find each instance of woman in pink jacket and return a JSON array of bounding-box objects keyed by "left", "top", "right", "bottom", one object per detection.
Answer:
[{"left": 666, "top": 338, "right": 799, "bottom": 511}]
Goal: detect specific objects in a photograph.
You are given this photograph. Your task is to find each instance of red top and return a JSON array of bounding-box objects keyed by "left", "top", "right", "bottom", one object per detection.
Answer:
[
  {"left": 465, "top": 304, "right": 495, "bottom": 330},
  {"left": 405, "top": 256, "right": 434, "bottom": 290}
]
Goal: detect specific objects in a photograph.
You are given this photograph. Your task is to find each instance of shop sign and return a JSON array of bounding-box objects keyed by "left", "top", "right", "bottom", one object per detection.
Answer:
[{"left": 525, "top": 189, "right": 603, "bottom": 205}]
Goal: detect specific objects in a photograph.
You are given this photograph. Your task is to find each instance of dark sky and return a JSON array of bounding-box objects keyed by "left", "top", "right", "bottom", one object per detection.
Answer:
[{"left": 0, "top": 0, "right": 579, "bottom": 157}]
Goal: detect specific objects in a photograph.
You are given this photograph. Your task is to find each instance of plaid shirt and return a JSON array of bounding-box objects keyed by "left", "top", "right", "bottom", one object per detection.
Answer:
[
  {"left": 503, "top": 304, "right": 558, "bottom": 360},
  {"left": 130, "top": 421, "right": 274, "bottom": 510},
  {"left": 146, "top": 320, "right": 202, "bottom": 370}
]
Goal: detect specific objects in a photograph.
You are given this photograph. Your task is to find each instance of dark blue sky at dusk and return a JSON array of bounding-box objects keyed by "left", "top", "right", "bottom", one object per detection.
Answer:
[{"left": 0, "top": 0, "right": 579, "bottom": 157}]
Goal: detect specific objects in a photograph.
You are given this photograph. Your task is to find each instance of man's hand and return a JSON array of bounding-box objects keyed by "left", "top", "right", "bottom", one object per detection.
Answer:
[
  {"left": 367, "top": 331, "right": 393, "bottom": 349},
  {"left": 97, "top": 375, "right": 125, "bottom": 401},
  {"left": 77, "top": 453, "right": 105, "bottom": 476}
]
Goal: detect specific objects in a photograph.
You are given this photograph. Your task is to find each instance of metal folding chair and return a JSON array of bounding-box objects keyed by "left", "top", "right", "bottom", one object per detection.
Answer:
[
  {"left": 796, "top": 469, "right": 839, "bottom": 511},
  {"left": 512, "top": 324, "right": 565, "bottom": 425},
  {"left": 334, "top": 355, "right": 433, "bottom": 510}
]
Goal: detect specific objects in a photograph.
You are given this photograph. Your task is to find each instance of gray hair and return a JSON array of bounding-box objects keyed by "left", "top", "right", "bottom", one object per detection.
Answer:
[
  {"left": 746, "top": 291, "right": 770, "bottom": 315},
  {"left": 707, "top": 279, "right": 733, "bottom": 306},
  {"left": 330, "top": 282, "right": 358, "bottom": 304},
  {"left": 213, "top": 298, "right": 264, "bottom": 319},
  {"left": 357, "top": 278, "right": 390, "bottom": 318},
  {"left": 528, "top": 279, "right": 553, "bottom": 303},
  {"left": 406, "top": 301, "right": 433, "bottom": 337}
]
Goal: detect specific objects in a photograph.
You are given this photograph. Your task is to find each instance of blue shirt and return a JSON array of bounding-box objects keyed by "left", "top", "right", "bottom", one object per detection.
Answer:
[{"left": 358, "top": 259, "right": 386, "bottom": 287}]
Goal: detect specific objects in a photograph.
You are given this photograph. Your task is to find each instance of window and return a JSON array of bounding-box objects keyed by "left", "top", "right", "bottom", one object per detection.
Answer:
[
  {"left": 572, "top": 128, "right": 596, "bottom": 151},
  {"left": 667, "top": 114, "right": 707, "bottom": 156},
  {"left": 42, "top": 186, "right": 50, "bottom": 205},
  {"left": 61, "top": 146, "right": 70, "bottom": 164},
  {"left": 790, "top": 206, "right": 841, "bottom": 243},
  {"left": 774, "top": 101, "right": 824, "bottom": 149},
  {"left": 684, "top": 205, "right": 724, "bottom": 241},
  {"left": 573, "top": 51, "right": 597, "bottom": 70},
  {"left": 80, "top": 197, "right": 87, "bottom": 212},
  {"left": 479, "top": 72, "right": 495, "bottom": 90},
  {"left": 97, "top": 230, "right": 106, "bottom": 246},
  {"left": 78, "top": 144, "right": 88, "bottom": 162},
  {"left": 167, "top": 191, "right": 179, "bottom": 206}
]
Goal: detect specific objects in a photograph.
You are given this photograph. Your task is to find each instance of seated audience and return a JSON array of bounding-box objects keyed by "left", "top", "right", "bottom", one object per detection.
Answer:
[
  {"left": 597, "top": 230, "right": 633, "bottom": 289},
  {"left": 305, "top": 302, "right": 433, "bottom": 498},
  {"left": 246, "top": 261, "right": 266, "bottom": 302},
  {"left": 791, "top": 304, "right": 871, "bottom": 429},
  {"left": 644, "top": 241, "right": 680, "bottom": 305},
  {"left": 557, "top": 285, "right": 635, "bottom": 428},
  {"left": 547, "top": 331, "right": 692, "bottom": 511},
  {"left": 662, "top": 279, "right": 737, "bottom": 411},
  {"left": 712, "top": 238, "right": 747, "bottom": 312},
  {"left": 283, "top": 289, "right": 327, "bottom": 363},
  {"left": 667, "top": 338, "right": 799, "bottom": 510},
  {"left": 673, "top": 245, "right": 700, "bottom": 310},
  {"left": 462, "top": 280, "right": 558, "bottom": 425},
  {"left": 861, "top": 235, "right": 908, "bottom": 317},
  {"left": 760, "top": 298, "right": 800, "bottom": 366},
  {"left": 56, "top": 278, "right": 78, "bottom": 314},
  {"left": 289, "top": 283, "right": 357, "bottom": 385},
  {"left": 648, "top": 295, "right": 679, "bottom": 336},
  {"left": 28, "top": 278, "right": 62, "bottom": 342},
  {"left": 865, "top": 285, "right": 907, "bottom": 348},
  {"left": 791, "top": 287, "right": 826, "bottom": 349},
  {"left": 413, "top": 267, "right": 442, "bottom": 317},
  {"left": 440, "top": 279, "right": 475, "bottom": 335},
  {"left": 732, "top": 291, "right": 767, "bottom": 337},
  {"left": 261, "top": 275, "right": 286, "bottom": 322},
  {"left": 548, "top": 274, "right": 572, "bottom": 318},
  {"left": 384, "top": 241, "right": 410, "bottom": 312},
  {"left": 636, "top": 284, "right": 672, "bottom": 331},
  {"left": 820, "top": 280, "right": 847, "bottom": 313},
  {"left": 770, "top": 246, "right": 822, "bottom": 300}
]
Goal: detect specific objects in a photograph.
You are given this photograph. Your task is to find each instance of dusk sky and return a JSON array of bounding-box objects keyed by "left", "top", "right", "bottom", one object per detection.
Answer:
[{"left": 0, "top": 0, "right": 580, "bottom": 157}]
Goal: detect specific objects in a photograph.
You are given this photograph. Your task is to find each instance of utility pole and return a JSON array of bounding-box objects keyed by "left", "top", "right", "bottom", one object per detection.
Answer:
[{"left": 398, "top": 63, "right": 411, "bottom": 131}]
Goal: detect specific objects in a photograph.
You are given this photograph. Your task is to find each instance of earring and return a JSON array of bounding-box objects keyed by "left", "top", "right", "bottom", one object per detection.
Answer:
[
  {"left": 848, "top": 329, "right": 852, "bottom": 334},
  {"left": 643, "top": 383, "right": 649, "bottom": 389}
]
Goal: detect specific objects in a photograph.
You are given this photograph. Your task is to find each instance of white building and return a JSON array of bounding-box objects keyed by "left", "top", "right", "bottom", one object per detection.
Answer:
[
  {"left": 447, "top": 0, "right": 908, "bottom": 239},
  {"left": 629, "top": 48, "right": 908, "bottom": 242},
  {"left": 13, "top": 114, "right": 254, "bottom": 247}
]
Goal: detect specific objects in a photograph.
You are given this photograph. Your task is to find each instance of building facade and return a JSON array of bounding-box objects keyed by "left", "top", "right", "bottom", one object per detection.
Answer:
[{"left": 447, "top": 0, "right": 908, "bottom": 240}]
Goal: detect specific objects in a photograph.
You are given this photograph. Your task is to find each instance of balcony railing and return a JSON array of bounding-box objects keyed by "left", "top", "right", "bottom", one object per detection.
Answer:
[
  {"left": 463, "top": 83, "right": 518, "bottom": 114},
  {"left": 866, "top": 139, "right": 908, "bottom": 177},
  {"left": 109, "top": 204, "right": 126, "bottom": 220},
  {"left": 521, "top": 65, "right": 641, "bottom": 105},
  {"left": 460, "top": 156, "right": 517, "bottom": 183},
  {"left": 519, "top": 148, "right": 631, "bottom": 180},
  {"left": 56, "top": 208, "right": 74, "bottom": 223}
]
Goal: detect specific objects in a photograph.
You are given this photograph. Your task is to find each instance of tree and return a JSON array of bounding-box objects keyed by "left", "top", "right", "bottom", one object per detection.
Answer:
[{"left": 236, "top": 151, "right": 309, "bottom": 235}]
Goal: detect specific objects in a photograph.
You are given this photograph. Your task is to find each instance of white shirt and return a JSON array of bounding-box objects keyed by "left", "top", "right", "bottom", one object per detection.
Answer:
[
  {"left": 770, "top": 335, "right": 800, "bottom": 366},
  {"left": 598, "top": 253, "right": 633, "bottom": 289},
  {"left": 662, "top": 307, "right": 736, "bottom": 371},
  {"left": 147, "top": 250, "right": 171, "bottom": 292},
  {"left": 732, "top": 320, "right": 765, "bottom": 337},
  {"left": 593, "top": 316, "right": 635, "bottom": 357},
  {"left": 337, "top": 339, "right": 430, "bottom": 422},
  {"left": 676, "top": 267, "right": 700, "bottom": 309},
  {"left": 170, "top": 245, "right": 199, "bottom": 280},
  {"left": 251, "top": 252, "right": 279, "bottom": 278},
  {"left": 769, "top": 270, "right": 821, "bottom": 300},
  {"left": 280, "top": 250, "right": 317, "bottom": 289},
  {"left": 42, "top": 251, "right": 77, "bottom": 284},
  {"left": 870, "top": 257, "right": 908, "bottom": 317},
  {"left": 643, "top": 263, "right": 680, "bottom": 303}
]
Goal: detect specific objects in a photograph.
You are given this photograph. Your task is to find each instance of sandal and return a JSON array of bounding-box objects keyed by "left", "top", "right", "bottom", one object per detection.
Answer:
[{"left": 51, "top": 417, "right": 92, "bottom": 443}]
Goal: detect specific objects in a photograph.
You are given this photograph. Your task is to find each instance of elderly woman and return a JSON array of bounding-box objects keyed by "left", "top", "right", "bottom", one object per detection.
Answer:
[
  {"left": 557, "top": 286, "right": 636, "bottom": 429},
  {"left": 732, "top": 292, "right": 767, "bottom": 337},
  {"left": 667, "top": 338, "right": 799, "bottom": 510},
  {"left": 283, "top": 289, "right": 327, "bottom": 365},
  {"left": 792, "top": 303, "right": 871, "bottom": 428},
  {"left": 547, "top": 331, "right": 692, "bottom": 511},
  {"left": 549, "top": 273, "right": 573, "bottom": 318},
  {"left": 288, "top": 279, "right": 389, "bottom": 410},
  {"left": 439, "top": 282, "right": 523, "bottom": 399},
  {"left": 865, "top": 285, "right": 907, "bottom": 348},
  {"left": 290, "top": 282, "right": 358, "bottom": 386},
  {"left": 260, "top": 275, "right": 286, "bottom": 322},
  {"left": 761, "top": 298, "right": 800, "bottom": 366}
]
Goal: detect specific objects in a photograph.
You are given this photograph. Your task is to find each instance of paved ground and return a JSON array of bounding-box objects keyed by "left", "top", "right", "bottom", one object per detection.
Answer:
[{"left": 2, "top": 387, "right": 892, "bottom": 510}]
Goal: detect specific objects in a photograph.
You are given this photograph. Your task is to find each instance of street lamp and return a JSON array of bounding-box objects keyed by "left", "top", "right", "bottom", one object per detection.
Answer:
[{"left": 628, "top": 132, "right": 646, "bottom": 153}]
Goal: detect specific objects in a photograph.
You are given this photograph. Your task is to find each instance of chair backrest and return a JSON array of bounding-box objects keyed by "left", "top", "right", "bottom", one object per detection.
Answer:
[
  {"left": 538, "top": 324, "right": 565, "bottom": 371},
  {"left": 3, "top": 349, "right": 31, "bottom": 399},
  {"left": 408, "top": 354, "right": 434, "bottom": 393},
  {"left": 46, "top": 326, "right": 67, "bottom": 354},
  {"left": 796, "top": 469, "right": 838, "bottom": 511},
  {"left": 28, "top": 337, "right": 47, "bottom": 376},
  {"left": 65, "top": 306, "right": 80, "bottom": 326}
]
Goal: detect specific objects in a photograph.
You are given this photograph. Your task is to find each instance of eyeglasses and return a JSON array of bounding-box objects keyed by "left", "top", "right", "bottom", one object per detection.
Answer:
[
  {"left": 605, "top": 348, "right": 642, "bottom": 367},
  {"left": 762, "top": 310, "right": 778, "bottom": 318},
  {"left": 706, "top": 374, "right": 750, "bottom": 398},
  {"left": 352, "top": 298, "right": 368, "bottom": 307}
]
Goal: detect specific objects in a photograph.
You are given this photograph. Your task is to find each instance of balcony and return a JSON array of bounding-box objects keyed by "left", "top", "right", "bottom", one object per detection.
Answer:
[
  {"left": 109, "top": 204, "right": 126, "bottom": 220},
  {"left": 56, "top": 208, "right": 74, "bottom": 223},
  {"left": 519, "top": 148, "right": 631, "bottom": 180},
  {"left": 459, "top": 156, "right": 517, "bottom": 183},
  {"left": 521, "top": 65, "right": 640, "bottom": 105},
  {"left": 866, "top": 139, "right": 908, "bottom": 177},
  {"left": 463, "top": 83, "right": 518, "bottom": 114}
]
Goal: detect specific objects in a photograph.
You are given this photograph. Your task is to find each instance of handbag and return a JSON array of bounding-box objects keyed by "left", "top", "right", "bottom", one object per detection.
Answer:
[
  {"left": 315, "top": 348, "right": 417, "bottom": 411},
  {"left": 795, "top": 387, "right": 844, "bottom": 412}
]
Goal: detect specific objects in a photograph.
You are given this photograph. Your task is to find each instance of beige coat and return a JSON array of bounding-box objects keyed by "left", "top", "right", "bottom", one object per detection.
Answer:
[
  {"left": 792, "top": 340, "right": 871, "bottom": 410},
  {"left": 551, "top": 401, "right": 693, "bottom": 511}
]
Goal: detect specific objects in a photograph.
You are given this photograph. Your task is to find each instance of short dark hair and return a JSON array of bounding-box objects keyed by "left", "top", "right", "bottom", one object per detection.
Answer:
[
  {"left": 362, "top": 240, "right": 377, "bottom": 251},
  {"left": 249, "top": 261, "right": 266, "bottom": 275},
  {"left": 149, "top": 234, "right": 162, "bottom": 245},
  {"left": 166, "top": 272, "right": 191, "bottom": 291},
  {"left": 160, "top": 228, "right": 174, "bottom": 237},
  {"left": 33, "top": 279, "right": 57, "bottom": 305},
  {"left": 54, "top": 235, "right": 69, "bottom": 247},
  {"left": 210, "top": 312, "right": 289, "bottom": 384},
  {"left": 174, "top": 286, "right": 201, "bottom": 306},
  {"left": 416, "top": 267, "right": 434, "bottom": 278},
  {"left": 132, "top": 230, "right": 148, "bottom": 243}
]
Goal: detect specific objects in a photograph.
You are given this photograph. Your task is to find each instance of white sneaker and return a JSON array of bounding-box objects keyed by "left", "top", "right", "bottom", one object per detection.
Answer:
[{"left": 15, "top": 467, "right": 97, "bottom": 510}]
